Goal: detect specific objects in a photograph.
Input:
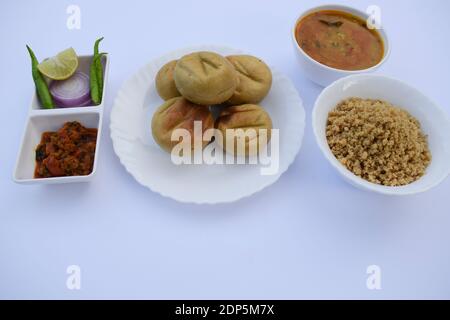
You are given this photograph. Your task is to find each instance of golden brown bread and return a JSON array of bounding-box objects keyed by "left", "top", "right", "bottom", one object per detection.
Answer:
[
  {"left": 174, "top": 51, "right": 238, "bottom": 105},
  {"left": 215, "top": 104, "right": 273, "bottom": 156},
  {"left": 152, "top": 97, "right": 214, "bottom": 153},
  {"left": 226, "top": 55, "right": 272, "bottom": 105},
  {"left": 155, "top": 60, "right": 181, "bottom": 100}
]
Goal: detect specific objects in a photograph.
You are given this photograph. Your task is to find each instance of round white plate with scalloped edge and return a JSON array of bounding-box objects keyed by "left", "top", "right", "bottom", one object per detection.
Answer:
[{"left": 110, "top": 45, "right": 305, "bottom": 204}]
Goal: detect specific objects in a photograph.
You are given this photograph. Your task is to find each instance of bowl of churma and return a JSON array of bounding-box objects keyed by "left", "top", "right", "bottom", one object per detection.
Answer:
[{"left": 313, "top": 74, "right": 450, "bottom": 195}]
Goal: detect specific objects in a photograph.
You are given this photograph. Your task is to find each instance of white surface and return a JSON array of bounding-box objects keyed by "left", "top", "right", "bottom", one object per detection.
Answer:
[
  {"left": 313, "top": 74, "right": 450, "bottom": 195},
  {"left": 1, "top": 0, "right": 450, "bottom": 299},
  {"left": 292, "top": 4, "right": 391, "bottom": 87},
  {"left": 111, "top": 45, "right": 305, "bottom": 204}
]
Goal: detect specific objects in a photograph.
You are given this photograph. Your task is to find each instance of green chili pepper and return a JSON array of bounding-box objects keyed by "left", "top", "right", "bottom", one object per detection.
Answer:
[
  {"left": 90, "top": 52, "right": 106, "bottom": 105},
  {"left": 93, "top": 37, "right": 105, "bottom": 102},
  {"left": 26, "top": 45, "right": 54, "bottom": 109}
]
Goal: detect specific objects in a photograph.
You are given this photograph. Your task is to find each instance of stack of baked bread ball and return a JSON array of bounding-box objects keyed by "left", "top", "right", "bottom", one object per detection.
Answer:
[{"left": 151, "top": 51, "right": 273, "bottom": 156}]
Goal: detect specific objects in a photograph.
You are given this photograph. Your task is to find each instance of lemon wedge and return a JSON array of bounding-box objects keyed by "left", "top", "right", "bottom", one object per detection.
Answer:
[{"left": 37, "top": 47, "right": 79, "bottom": 80}]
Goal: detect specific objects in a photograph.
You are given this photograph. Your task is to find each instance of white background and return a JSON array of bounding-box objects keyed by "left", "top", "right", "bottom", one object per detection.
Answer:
[{"left": 1, "top": 0, "right": 449, "bottom": 299}]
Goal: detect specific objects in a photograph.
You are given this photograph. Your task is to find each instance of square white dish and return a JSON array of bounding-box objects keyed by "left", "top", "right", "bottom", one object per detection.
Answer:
[{"left": 13, "top": 54, "right": 109, "bottom": 184}]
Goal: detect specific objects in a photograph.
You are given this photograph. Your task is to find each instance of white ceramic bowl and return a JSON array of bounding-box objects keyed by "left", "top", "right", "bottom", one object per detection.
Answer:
[
  {"left": 313, "top": 74, "right": 450, "bottom": 195},
  {"left": 292, "top": 4, "right": 391, "bottom": 87},
  {"left": 13, "top": 54, "right": 110, "bottom": 184}
]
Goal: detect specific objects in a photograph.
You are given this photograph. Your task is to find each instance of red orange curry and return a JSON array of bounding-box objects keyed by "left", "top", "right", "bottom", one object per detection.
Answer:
[{"left": 295, "top": 10, "right": 384, "bottom": 71}]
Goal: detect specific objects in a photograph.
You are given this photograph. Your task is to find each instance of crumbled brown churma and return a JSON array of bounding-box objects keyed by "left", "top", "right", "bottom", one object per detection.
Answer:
[{"left": 326, "top": 98, "right": 431, "bottom": 186}]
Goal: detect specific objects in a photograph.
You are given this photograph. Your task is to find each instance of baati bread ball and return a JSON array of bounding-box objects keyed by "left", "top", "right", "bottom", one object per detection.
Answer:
[
  {"left": 152, "top": 97, "right": 214, "bottom": 153},
  {"left": 226, "top": 55, "right": 272, "bottom": 105},
  {"left": 155, "top": 60, "right": 181, "bottom": 100},
  {"left": 216, "top": 104, "right": 273, "bottom": 156},
  {"left": 174, "top": 51, "right": 238, "bottom": 105}
]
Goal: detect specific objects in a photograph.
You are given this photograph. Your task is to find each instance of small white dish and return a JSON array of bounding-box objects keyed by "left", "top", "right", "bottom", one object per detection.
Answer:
[
  {"left": 292, "top": 4, "right": 391, "bottom": 87},
  {"left": 13, "top": 54, "right": 110, "bottom": 184},
  {"left": 312, "top": 74, "right": 450, "bottom": 195},
  {"left": 14, "top": 112, "right": 101, "bottom": 184},
  {"left": 110, "top": 45, "right": 306, "bottom": 204}
]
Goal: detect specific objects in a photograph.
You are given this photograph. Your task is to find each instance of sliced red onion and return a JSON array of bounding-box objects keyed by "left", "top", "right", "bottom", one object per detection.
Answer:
[
  {"left": 50, "top": 72, "right": 91, "bottom": 108},
  {"left": 78, "top": 97, "right": 93, "bottom": 106}
]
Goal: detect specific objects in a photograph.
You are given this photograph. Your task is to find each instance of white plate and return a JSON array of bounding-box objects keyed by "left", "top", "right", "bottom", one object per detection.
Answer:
[{"left": 110, "top": 45, "right": 305, "bottom": 204}]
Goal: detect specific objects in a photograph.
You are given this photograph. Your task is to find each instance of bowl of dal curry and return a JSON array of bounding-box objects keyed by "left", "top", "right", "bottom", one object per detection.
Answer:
[{"left": 292, "top": 4, "right": 390, "bottom": 86}]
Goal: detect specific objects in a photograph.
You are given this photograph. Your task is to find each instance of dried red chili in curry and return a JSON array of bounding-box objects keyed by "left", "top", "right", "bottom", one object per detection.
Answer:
[
  {"left": 295, "top": 10, "right": 384, "bottom": 71},
  {"left": 34, "top": 121, "right": 97, "bottom": 178}
]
